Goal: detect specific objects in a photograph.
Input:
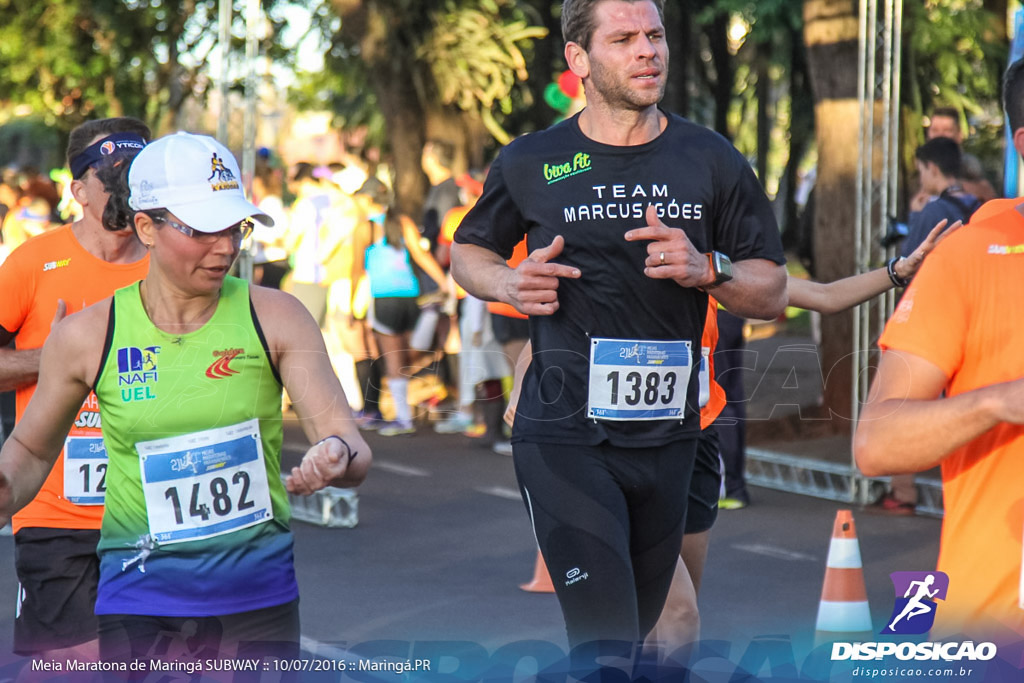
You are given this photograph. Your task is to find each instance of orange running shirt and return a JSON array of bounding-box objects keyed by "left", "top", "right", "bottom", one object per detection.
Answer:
[
  {"left": 0, "top": 225, "right": 149, "bottom": 533},
  {"left": 967, "top": 197, "right": 1018, "bottom": 224},
  {"left": 486, "top": 238, "right": 530, "bottom": 321},
  {"left": 879, "top": 207, "right": 1024, "bottom": 639},
  {"left": 701, "top": 298, "right": 726, "bottom": 429},
  {"left": 441, "top": 206, "right": 470, "bottom": 300}
]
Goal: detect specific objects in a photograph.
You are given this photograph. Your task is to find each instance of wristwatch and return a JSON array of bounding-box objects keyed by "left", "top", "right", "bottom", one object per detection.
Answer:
[{"left": 702, "top": 251, "right": 733, "bottom": 288}]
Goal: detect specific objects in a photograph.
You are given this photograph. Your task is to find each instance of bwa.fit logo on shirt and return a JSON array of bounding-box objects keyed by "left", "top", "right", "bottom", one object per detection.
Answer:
[{"left": 543, "top": 152, "right": 592, "bottom": 184}]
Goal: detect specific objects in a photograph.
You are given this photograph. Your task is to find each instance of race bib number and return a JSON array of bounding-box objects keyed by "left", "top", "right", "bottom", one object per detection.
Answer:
[
  {"left": 137, "top": 419, "right": 273, "bottom": 545},
  {"left": 587, "top": 337, "right": 691, "bottom": 421},
  {"left": 63, "top": 437, "right": 108, "bottom": 505}
]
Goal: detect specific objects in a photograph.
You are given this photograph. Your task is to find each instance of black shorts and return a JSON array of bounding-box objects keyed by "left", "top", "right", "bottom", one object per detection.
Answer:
[
  {"left": 371, "top": 297, "right": 420, "bottom": 335},
  {"left": 491, "top": 313, "right": 530, "bottom": 345},
  {"left": 98, "top": 598, "right": 301, "bottom": 667},
  {"left": 513, "top": 438, "right": 696, "bottom": 647},
  {"left": 685, "top": 426, "right": 721, "bottom": 535},
  {"left": 14, "top": 527, "right": 101, "bottom": 655}
]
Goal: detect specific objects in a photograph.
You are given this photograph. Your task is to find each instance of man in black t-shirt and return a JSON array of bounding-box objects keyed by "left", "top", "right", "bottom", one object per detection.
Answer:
[{"left": 451, "top": 0, "right": 786, "bottom": 655}]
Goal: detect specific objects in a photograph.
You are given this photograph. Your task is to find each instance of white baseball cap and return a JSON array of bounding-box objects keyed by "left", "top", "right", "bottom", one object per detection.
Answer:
[{"left": 128, "top": 132, "right": 273, "bottom": 233}]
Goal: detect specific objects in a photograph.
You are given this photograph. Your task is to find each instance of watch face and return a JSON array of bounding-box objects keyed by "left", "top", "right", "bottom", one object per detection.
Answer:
[{"left": 714, "top": 252, "right": 733, "bottom": 282}]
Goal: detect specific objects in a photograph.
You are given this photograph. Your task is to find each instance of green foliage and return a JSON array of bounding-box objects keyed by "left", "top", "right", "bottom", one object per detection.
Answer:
[
  {"left": 292, "top": 0, "right": 546, "bottom": 148},
  {"left": 417, "top": 0, "right": 548, "bottom": 143},
  {"left": 907, "top": 0, "right": 1004, "bottom": 117},
  {"left": 0, "top": 0, "right": 295, "bottom": 133}
]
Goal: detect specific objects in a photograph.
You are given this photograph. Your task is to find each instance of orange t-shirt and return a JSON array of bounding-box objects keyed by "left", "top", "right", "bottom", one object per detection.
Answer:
[
  {"left": 486, "top": 238, "right": 530, "bottom": 321},
  {"left": 700, "top": 298, "right": 726, "bottom": 429},
  {"left": 967, "top": 197, "right": 1019, "bottom": 224},
  {"left": 0, "top": 225, "right": 149, "bottom": 533},
  {"left": 878, "top": 207, "right": 1024, "bottom": 639},
  {"left": 440, "top": 206, "right": 470, "bottom": 300}
]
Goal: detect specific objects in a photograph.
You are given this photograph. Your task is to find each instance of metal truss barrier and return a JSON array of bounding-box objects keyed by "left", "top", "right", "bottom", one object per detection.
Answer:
[
  {"left": 746, "top": 447, "right": 943, "bottom": 518},
  {"left": 283, "top": 476, "right": 359, "bottom": 528}
]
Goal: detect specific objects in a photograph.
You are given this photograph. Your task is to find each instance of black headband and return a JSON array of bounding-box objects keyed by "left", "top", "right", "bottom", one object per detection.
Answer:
[{"left": 70, "top": 133, "right": 147, "bottom": 180}]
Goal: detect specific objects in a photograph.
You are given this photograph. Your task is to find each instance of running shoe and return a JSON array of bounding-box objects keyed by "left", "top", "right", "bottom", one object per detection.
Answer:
[
  {"left": 872, "top": 492, "right": 916, "bottom": 516},
  {"left": 378, "top": 420, "right": 416, "bottom": 437},
  {"left": 355, "top": 410, "right": 385, "bottom": 431},
  {"left": 434, "top": 414, "right": 475, "bottom": 434},
  {"left": 491, "top": 440, "right": 513, "bottom": 456}
]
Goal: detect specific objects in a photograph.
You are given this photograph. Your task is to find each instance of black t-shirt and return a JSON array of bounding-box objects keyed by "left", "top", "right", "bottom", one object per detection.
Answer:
[{"left": 455, "top": 110, "right": 785, "bottom": 447}]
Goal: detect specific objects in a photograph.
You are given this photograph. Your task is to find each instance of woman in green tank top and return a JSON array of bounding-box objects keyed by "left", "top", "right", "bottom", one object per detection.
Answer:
[{"left": 0, "top": 133, "right": 372, "bottom": 665}]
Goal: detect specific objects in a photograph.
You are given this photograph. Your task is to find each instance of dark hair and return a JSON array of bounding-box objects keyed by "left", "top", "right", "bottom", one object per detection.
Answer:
[
  {"left": 930, "top": 107, "right": 960, "bottom": 127},
  {"left": 65, "top": 117, "right": 151, "bottom": 169},
  {"left": 95, "top": 151, "right": 149, "bottom": 232},
  {"left": 561, "top": 0, "right": 665, "bottom": 51},
  {"left": 291, "top": 162, "right": 316, "bottom": 183},
  {"left": 355, "top": 177, "right": 392, "bottom": 207},
  {"left": 383, "top": 205, "right": 405, "bottom": 248},
  {"left": 915, "top": 137, "right": 962, "bottom": 179},
  {"left": 1004, "top": 58, "right": 1024, "bottom": 136},
  {"left": 424, "top": 140, "right": 455, "bottom": 169}
]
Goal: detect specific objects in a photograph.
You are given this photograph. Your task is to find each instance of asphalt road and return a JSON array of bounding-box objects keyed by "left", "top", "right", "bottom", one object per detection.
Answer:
[{"left": 0, "top": 416, "right": 945, "bottom": 680}]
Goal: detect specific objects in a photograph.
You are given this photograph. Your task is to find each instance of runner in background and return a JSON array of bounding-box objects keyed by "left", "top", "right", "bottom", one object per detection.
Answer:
[
  {"left": 0, "top": 117, "right": 151, "bottom": 661},
  {"left": 0, "top": 132, "right": 372, "bottom": 665}
]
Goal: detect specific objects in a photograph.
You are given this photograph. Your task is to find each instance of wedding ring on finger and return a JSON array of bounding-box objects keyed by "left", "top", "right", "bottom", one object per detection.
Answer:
[{"left": 659, "top": 251, "right": 665, "bottom": 265}]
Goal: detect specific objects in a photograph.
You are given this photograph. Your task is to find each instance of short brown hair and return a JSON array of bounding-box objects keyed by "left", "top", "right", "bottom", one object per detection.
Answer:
[{"left": 561, "top": 0, "right": 665, "bottom": 51}]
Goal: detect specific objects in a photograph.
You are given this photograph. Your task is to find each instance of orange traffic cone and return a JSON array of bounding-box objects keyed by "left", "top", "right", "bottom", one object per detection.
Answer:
[
  {"left": 815, "top": 510, "right": 873, "bottom": 641},
  {"left": 520, "top": 549, "right": 555, "bottom": 593}
]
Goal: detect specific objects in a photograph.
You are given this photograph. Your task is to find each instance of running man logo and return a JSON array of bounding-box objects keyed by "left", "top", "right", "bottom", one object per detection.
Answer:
[
  {"left": 207, "top": 153, "right": 239, "bottom": 191},
  {"left": 206, "top": 348, "right": 243, "bottom": 379},
  {"left": 882, "top": 571, "right": 949, "bottom": 635},
  {"left": 543, "top": 152, "right": 592, "bottom": 184}
]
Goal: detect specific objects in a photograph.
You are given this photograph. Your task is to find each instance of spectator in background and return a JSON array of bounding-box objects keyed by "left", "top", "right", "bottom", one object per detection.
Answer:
[
  {"left": 902, "top": 138, "right": 980, "bottom": 258},
  {"left": 251, "top": 159, "right": 290, "bottom": 290},
  {"left": 352, "top": 184, "right": 449, "bottom": 437},
  {"left": 285, "top": 163, "right": 345, "bottom": 327},
  {"left": 909, "top": 107, "right": 997, "bottom": 213},
  {"left": 434, "top": 172, "right": 510, "bottom": 445},
  {"left": 420, "top": 140, "right": 460, "bottom": 251}
]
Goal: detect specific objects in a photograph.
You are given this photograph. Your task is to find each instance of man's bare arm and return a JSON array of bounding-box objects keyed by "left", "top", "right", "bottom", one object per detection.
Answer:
[
  {"left": 626, "top": 206, "right": 786, "bottom": 320},
  {"left": 854, "top": 349, "right": 1024, "bottom": 476},
  {"left": 0, "top": 301, "right": 67, "bottom": 392},
  {"left": 451, "top": 238, "right": 580, "bottom": 317}
]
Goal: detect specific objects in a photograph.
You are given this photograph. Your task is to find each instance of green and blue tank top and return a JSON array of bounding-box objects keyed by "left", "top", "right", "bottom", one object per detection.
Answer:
[{"left": 93, "top": 275, "right": 297, "bottom": 616}]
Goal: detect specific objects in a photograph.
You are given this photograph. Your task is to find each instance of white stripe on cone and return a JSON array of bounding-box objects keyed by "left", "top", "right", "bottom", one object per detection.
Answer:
[
  {"left": 825, "top": 538, "right": 863, "bottom": 569},
  {"left": 816, "top": 599, "right": 873, "bottom": 632}
]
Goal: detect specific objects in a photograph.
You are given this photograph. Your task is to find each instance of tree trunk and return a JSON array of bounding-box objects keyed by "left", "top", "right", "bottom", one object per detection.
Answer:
[
  {"left": 663, "top": 0, "right": 692, "bottom": 117},
  {"left": 519, "top": 0, "right": 564, "bottom": 133},
  {"left": 755, "top": 40, "right": 771, "bottom": 187},
  {"left": 706, "top": 10, "right": 734, "bottom": 139},
  {"left": 378, "top": 63, "right": 429, "bottom": 220},
  {"left": 779, "top": 19, "right": 815, "bottom": 255},
  {"left": 803, "top": 0, "right": 861, "bottom": 432},
  {"left": 983, "top": 0, "right": 1008, "bottom": 43}
]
